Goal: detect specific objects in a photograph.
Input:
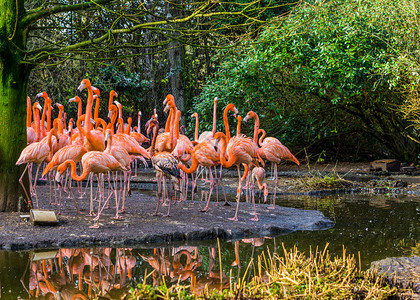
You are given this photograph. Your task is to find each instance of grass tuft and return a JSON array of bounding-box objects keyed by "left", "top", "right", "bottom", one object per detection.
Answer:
[{"left": 128, "top": 244, "right": 397, "bottom": 299}]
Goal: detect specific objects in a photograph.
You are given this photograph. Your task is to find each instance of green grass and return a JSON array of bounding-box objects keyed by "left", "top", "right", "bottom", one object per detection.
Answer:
[{"left": 127, "top": 244, "right": 397, "bottom": 299}]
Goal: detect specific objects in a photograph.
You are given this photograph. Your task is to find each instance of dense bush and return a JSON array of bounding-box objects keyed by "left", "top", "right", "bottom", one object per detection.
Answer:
[{"left": 191, "top": 0, "right": 420, "bottom": 162}]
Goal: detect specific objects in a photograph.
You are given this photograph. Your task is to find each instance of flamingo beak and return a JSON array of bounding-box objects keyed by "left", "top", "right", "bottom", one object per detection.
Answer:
[
  {"left": 243, "top": 114, "right": 250, "bottom": 122},
  {"left": 92, "top": 86, "right": 100, "bottom": 96},
  {"left": 35, "top": 92, "right": 44, "bottom": 98},
  {"left": 77, "top": 82, "right": 85, "bottom": 92},
  {"left": 163, "top": 104, "right": 170, "bottom": 114},
  {"left": 55, "top": 172, "right": 62, "bottom": 184},
  {"left": 114, "top": 100, "right": 121, "bottom": 106},
  {"left": 36, "top": 103, "right": 42, "bottom": 111},
  {"left": 114, "top": 92, "right": 118, "bottom": 97},
  {"left": 107, "top": 110, "right": 112, "bottom": 119},
  {"left": 68, "top": 97, "right": 76, "bottom": 103}
]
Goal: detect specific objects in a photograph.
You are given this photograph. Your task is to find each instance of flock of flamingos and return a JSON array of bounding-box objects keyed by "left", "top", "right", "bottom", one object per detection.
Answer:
[{"left": 16, "top": 79, "right": 299, "bottom": 227}]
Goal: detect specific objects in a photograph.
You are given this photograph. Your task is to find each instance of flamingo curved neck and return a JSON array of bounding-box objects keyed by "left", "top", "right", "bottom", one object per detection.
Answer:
[
  {"left": 40, "top": 100, "right": 47, "bottom": 137},
  {"left": 236, "top": 116, "right": 242, "bottom": 136},
  {"left": 62, "top": 159, "right": 90, "bottom": 181},
  {"left": 77, "top": 99, "right": 82, "bottom": 119},
  {"left": 150, "top": 124, "right": 159, "bottom": 156},
  {"left": 76, "top": 115, "right": 86, "bottom": 140},
  {"left": 212, "top": 100, "right": 218, "bottom": 135},
  {"left": 27, "top": 97, "right": 32, "bottom": 127},
  {"left": 165, "top": 108, "right": 173, "bottom": 132},
  {"left": 117, "top": 118, "right": 124, "bottom": 133},
  {"left": 174, "top": 110, "right": 181, "bottom": 139},
  {"left": 84, "top": 84, "right": 94, "bottom": 132},
  {"left": 258, "top": 129, "right": 266, "bottom": 146},
  {"left": 223, "top": 104, "right": 235, "bottom": 141},
  {"left": 249, "top": 112, "right": 260, "bottom": 144},
  {"left": 33, "top": 105, "right": 41, "bottom": 142},
  {"left": 193, "top": 114, "right": 199, "bottom": 141},
  {"left": 178, "top": 155, "right": 199, "bottom": 174},
  {"left": 218, "top": 134, "right": 236, "bottom": 168},
  {"left": 94, "top": 97, "right": 100, "bottom": 120},
  {"left": 125, "top": 117, "right": 132, "bottom": 134},
  {"left": 108, "top": 105, "right": 118, "bottom": 134},
  {"left": 46, "top": 100, "right": 52, "bottom": 132}
]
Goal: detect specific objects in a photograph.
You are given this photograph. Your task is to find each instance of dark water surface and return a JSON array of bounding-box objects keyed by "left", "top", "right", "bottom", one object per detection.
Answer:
[{"left": 0, "top": 193, "right": 419, "bottom": 299}]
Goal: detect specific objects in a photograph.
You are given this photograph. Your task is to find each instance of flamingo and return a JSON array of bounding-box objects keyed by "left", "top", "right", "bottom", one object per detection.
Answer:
[
  {"left": 16, "top": 114, "right": 58, "bottom": 209},
  {"left": 77, "top": 79, "right": 105, "bottom": 151},
  {"left": 130, "top": 111, "right": 150, "bottom": 145},
  {"left": 250, "top": 166, "right": 268, "bottom": 221},
  {"left": 107, "top": 108, "right": 151, "bottom": 159},
  {"left": 27, "top": 96, "right": 36, "bottom": 144},
  {"left": 55, "top": 151, "right": 128, "bottom": 226},
  {"left": 54, "top": 104, "right": 69, "bottom": 150},
  {"left": 155, "top": 96, "right": 177, "bottom": 153},
  {"left": 178, "top": 135, "right": 220, "bottom": 211},
  {"left": 104, "top": 129, "right": 131, "bottom": 215},
  {"left": 69, "top": 96, "right": 82, "bottom": 119},
  {"left": 256, "top": 128, "right": 299, "bottom": 209},
  {"left": 41, "top": 138, "right": 88, "bottom": 214},
  {"left": 198, "top": 97, "right": 218, "bottom": 142},
  {"left": 148, "top": 119, "right": 181, "bottom": 217},
  {"left": 213, "top": 105, "right": 261, "bottom": 221}
]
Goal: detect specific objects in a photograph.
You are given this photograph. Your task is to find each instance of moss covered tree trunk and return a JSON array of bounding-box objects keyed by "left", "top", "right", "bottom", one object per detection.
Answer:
[{"left": 0, "top": 0, "right": 32, "bottom": 211}]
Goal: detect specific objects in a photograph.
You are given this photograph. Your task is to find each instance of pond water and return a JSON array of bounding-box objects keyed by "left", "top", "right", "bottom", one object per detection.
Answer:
[{"left": 0, "top": 193, "right": 419, "bottom": 299}]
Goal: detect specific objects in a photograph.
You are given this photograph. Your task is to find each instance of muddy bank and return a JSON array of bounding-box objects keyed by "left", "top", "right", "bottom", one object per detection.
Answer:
[
  {"left": 3, "top": 161, "right": 420, "bottom": 251},
  {"left": 0, "top": 181, "right": 333, "bottom": 250}
]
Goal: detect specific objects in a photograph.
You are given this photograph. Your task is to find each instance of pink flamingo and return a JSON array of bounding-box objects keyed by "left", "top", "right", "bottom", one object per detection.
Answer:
[
  {"left": 55, "top": 151, "right": 128, "bottom": 227},
  {"left": 257, "top": 128, "right": 299, "bottom": 209},
  {"left": 16, "top": 113, "right": 58, "bottom": 208}
]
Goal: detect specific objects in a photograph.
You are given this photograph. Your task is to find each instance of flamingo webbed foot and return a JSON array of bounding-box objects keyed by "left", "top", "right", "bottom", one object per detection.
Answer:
[
  {"left": 228, "top": 216, "right": 238, "bottom": 221},
  {"left": 250, "top": 216, "right": 259, "bottom": 221},
  {"left": 267, "top": 206, "right": 275, "bottom": 210},
  {"left": 200, "top": 206, "right": 209, "bottom": 212}
]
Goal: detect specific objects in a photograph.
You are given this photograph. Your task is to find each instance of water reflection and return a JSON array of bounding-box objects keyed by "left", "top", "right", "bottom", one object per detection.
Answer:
[{"left": 1, "top": 193, "right": 419, "bottom": 298}]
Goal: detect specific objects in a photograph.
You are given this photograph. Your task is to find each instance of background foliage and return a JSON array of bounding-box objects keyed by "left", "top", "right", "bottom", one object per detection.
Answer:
[
  {"left": 27, "top": 0, "right": 420, "bottom": 163},
  {"left": 191, "top": 0, "right": 420, "bottom": 163}
]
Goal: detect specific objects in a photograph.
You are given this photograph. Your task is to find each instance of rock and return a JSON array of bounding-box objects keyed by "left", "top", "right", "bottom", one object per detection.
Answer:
[
  {"left": 370, "top": 159, "right": 401, "bottom": 172},
  {"left": 371, "top": 256, "right": 420, "bottom": 298}
]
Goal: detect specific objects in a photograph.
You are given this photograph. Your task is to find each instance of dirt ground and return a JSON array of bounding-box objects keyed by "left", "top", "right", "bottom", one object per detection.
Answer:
[{"left": 1, "top": 161, "right": 418, "bottom": 251}]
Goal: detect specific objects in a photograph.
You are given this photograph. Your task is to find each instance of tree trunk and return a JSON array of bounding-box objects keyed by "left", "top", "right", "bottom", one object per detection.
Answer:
[
  {"left": 167, "top": 1, "right": 185, "bottom": 124},
  {"left": 0, "top": 0, "right": 32, "bottom": 212}
]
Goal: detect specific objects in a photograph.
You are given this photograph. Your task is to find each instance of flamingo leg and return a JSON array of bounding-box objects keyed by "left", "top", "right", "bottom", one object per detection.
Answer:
[
  {"left": 113, "top": 173, "right": 123, "bottom": 219},
  {"left": 19, "top": 164, "right": 32, "bottom": 208},
  {"left": 67, "top": 176, "right": 82, "bottom": 214},
  {"left": 229, "top": 164, "right": 249, "bottom": 221},
  {"left": 269, "top": 163, "right": 278, "bottom": 210},
  {"left": 231, "top": 241, "right": 240, "bottom": 267},
  {"left": 32, "top": 163, "right": 42, "bottom": 209},
  {"left": 250, "top": 176, "right": 258, "bottom": 221},
  {"left": 119, "top": 171, "right": 128, "bottom": 214},
  {"left": 201, "top": 167, "right": 215, "bottom": 212},
  {"left": 53, "top": 174, "right": 58, "bottom": 205},
  {"left": 87, "top": 175, "right": 96, "bottom": 216},
  {"left": 58, "top": 183, "right": 62, "bottom": 215},
  {"left": 154, "top": 172, "right": 162, "bottom": 216}
]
